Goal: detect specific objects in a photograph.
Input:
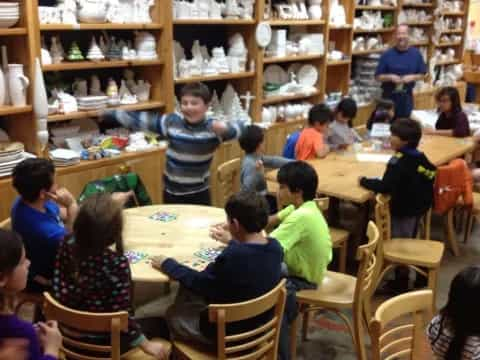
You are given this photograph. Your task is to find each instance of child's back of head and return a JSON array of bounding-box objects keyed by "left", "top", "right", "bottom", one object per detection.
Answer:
[
  {"left": 12, "top": 158, "right": 55, "bottom": 203},
  {"left": 225, "top": 191, "right": 269, "bottom": 234},
  {"left": 367, "top": 98, "right": 395, "bottom": 130},
  {"left": 335, "top": 98, "right": 357, "bottom": 126},
  {"left": 308, "top": 104, "right": 333, "bottom": 129},
  {"left": 277, "top": 161, "right": 318, "bottom": 202},
  {"left": 239, "top": 125, "right": 264, "bottom": 154},
  {"left": 390, "top": 118, "right": 422, "bottom": 149},
  {"left": 0, "top": 229, "right": 25, "bottom": 305}
]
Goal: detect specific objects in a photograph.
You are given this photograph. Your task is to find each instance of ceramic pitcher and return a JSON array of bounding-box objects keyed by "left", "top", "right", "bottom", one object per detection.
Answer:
[
  {"left": 8, "top": 64, "right": 29, "bottom": 107},
  {"left": 0, "top": 67, "right": 5, "bottom": 106}
]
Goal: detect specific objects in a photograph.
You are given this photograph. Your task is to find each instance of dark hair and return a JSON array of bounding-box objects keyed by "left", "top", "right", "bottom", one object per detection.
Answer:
[
  {"left": 367, "top": 99, "right": 395, "bottom": 130},
  {"left": 225, "top": 191, "right": 269, "bottom": 233},
  {"left": 73, "top": 193, "right": 124, "bottom": 261},
  {"left": 436, "top": 86, "right": 462, "bottom": 114},
  {"left": 336, "top": 98, "right": 358, "bottom": 127},
  {"left": 179, "top": 82, "right": 212, "bottom": 104},
  {"left": 0, "top": 230, "right": 24, "bottom": 309},
  {"left": 435, "top": 266, "right": 480, "bottom": 360},
  {"left": 390, "top": 118, "right": 422, "bottom": 148},
  {"left": 239, "top": 125, "right": 265, "bottom": 154},
  {"left": 308, "top": 104, "right": 333, "bottom": 126},
  {"left": 277, "top": 161, "right": 318, "bottom": 201},
  {"left": 12, "top": 158, "right": 55, "bottom": 202}
]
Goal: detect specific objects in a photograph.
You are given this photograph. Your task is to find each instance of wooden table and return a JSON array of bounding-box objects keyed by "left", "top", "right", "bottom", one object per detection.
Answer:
[
  {"left": 123, "top": 205, "right": 226, "bottom": 283},
  {"left": 266, "top": 136, "right": 475, "bottom": 204}
]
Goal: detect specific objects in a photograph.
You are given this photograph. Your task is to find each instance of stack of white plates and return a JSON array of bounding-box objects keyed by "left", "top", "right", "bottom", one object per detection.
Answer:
[
  {"left": 50, "top": 148, "right": 80, "bottom": 167},
  {"left": 0, "top": 2, "right": 20, "bottom": 28},
  {"left": 0, "top": 141, "right": 35, "bottom": 177},
  {"left": 77, "top": 96, "right": 108, "bottom": 111}
]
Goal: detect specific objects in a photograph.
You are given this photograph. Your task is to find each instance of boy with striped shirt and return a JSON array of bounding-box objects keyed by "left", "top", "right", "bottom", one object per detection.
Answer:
[{"left": 102, "top": 82, "right": 242, "bottom": 205}]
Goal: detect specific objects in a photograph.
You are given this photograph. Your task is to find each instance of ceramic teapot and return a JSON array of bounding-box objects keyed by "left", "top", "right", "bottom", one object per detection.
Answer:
[{"left": 77, "top": 0, "right": 108, "bottom": 23}]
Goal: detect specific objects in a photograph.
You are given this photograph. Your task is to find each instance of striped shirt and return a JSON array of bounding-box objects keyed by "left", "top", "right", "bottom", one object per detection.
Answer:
[
  {"left": 427, "top": 314, "right": 480, "bottom": 360},
  {"left": 108, "top": 110, "right": 241, "bottom": 195}
]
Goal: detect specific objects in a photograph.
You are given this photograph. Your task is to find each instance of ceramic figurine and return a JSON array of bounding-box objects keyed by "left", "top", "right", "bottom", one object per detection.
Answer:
[
  {"left": 77, "top": 0, "right": 108, "bottom": 23},
  {"left": 67, "top": 42, "right": 84, "bottom": 61},
  {"left": 209, "top": 0, "right": 222, "bottom": 18},
  {"left": 90, "top": 75, "right": 104, "bottom": 96},
  {"left": 106, "top": 78, "right": 120, "bottom": 105},
  {"left": 41, "top": 37, "right": 52, "bottom": 65},
  {"left": 124, "top": 69, "right": 137, "bottom": 92},
  {"left": 224, "top": 0, "right": 241, "bottom": 18},
  {"left": 98, "top": 35, "right": 108, "bottom": 55},
  {"left": 50, "top": 36, "right": 64, "bottom": 64},
  {"left": 239, "top": 0, "right": 254, "bottom": 19},
  {"left": 8, "top": 64, "right": 30, "bottom": 107},
  {"left": 329, "top": 0, "right": 346, "bottom": 26},
  {"left": 133, "top": 0, "right": 154, "bottom": 23},
  {"left": 87, "top": 37, "right": 105, "bottom": 61},
  {"left": 106, "top": 36, "right": 122, "bottom": 60},
  {"left": 134, "top": 31, "right": 157, "bottom": 60},
  {"left": 72, "top": 78, "right": 88, "bottom": 97},
  {"left": 134, "top": 80, "right": 151, "bottom": 101},
  {"left": 60, "top": 0, "right": 78, "bottom": 24},
  {"left": 119, "top": 80, "right": 138, "bottom": 104},
  {"left": 240, "top": 91, "right": 255, "bottom": 114}
]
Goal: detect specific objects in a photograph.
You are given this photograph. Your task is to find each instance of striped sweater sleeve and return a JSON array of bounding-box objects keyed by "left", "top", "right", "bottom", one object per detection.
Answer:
[{"left": 106, "top": 110, "right": 166, "bottom": 136}]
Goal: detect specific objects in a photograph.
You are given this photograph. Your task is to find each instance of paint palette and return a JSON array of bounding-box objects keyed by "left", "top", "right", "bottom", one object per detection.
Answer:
[
  {"left": 193, "top": 247, "right": 224, "bottom": 262},
  {"left": 149, "top": 211, "right": 178, "bottom": 222},
  {"left": 125, "top": 250, "right": 149, "bottom": 264}
]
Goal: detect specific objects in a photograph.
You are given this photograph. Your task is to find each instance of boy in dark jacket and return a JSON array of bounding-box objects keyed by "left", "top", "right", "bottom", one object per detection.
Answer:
[{"left": 359, "top": 118, "right": 436, "bottom": 290}]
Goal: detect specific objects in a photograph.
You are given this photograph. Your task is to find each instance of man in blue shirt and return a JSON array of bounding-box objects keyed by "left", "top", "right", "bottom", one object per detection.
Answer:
[
  {"left": 11, "top": 158, "right": 79, "bottom": 293},
  {"left": 375, "top": 24, "right": 427, "bottom": 118}
]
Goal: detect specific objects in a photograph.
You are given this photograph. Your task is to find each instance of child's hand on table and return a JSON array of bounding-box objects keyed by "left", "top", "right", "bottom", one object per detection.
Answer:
[
  {"left": 111, "top": 190, "right": 134, "bottom": 206},
  {"left": 209, "top": 224, "right": 232, "bottom": 244},
  {"left": 140, "top": 339, "right": 170, "bottom": 359},
  {"left": 151, "top": 255, "right": 169, "bottom": 270}
]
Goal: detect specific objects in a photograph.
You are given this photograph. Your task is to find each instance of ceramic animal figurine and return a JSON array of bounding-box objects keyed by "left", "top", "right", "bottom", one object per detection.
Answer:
[{"left": 50, "top": 36, "right": 64, "bottom": 64}]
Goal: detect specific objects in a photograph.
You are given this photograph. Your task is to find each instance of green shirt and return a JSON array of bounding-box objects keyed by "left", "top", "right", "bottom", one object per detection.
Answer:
[{"left": 270, "top": 201, "right": 332, "bottom": 284}]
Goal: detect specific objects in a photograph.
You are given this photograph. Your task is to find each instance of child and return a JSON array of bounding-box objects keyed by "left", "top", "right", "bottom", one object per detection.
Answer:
[
  {"left": 366, "top": 98, "right": 395, "bottom": 131},
  {"left": 359, "top": 118, "right": 435, "bottom": 290},
  {"left": 239, "top": 125, "right": 291, "bottom": 212},
  {"left": 424, "top": 86, "right": 470, "bottom": 137},
  {"left": 328, "top": 97, "right": 361, "bottom": 150},
  {"left": 53, "top": 194, "right": 168, "bottom": 359},
  {"left": 152, "top": 192, "right": 283, "bottom": 346},
  {"left": 295, "top": 104, "right": 332, "bottom": 160},
  {"left": 268, "top": 161, "right": 332, "bottom": 359},
  {"left": 102, "top": 82, "right": 242, "bottom": 205},
  {"left": 11, "top": 158, "right": 78, "bottom": 293},
  {"left": 0, "top": 229, "right": 62, "bottom": 360},
  {"left": 428, "top": 266, "right": 480, "bottom": 359}
]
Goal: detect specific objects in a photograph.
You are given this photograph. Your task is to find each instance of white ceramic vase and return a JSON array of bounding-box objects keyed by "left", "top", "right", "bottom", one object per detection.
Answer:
[
  {"left": 33, "top": 58, "right": 48, "bottom": 122},
  {"left": 8, "top": 64, "right": 29, "bottom": 107},
  {"left": 0, "top": 67, "right": 5, "bottom": 105}
]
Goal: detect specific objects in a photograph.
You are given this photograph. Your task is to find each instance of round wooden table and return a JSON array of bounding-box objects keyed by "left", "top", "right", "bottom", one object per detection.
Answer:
[{"left": 123, "top": 204, "right": 226, "bottom": 283}]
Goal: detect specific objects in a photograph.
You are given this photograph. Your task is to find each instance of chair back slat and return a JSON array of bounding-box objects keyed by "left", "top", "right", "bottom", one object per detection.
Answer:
[
  {"left": 0, "top": 217, "right": 11, "bottom": 230},
  {"left": 43, "top": 292, "right": 129, "bottom": 360},
  {"left": 209, "top": 279, "right": 286, "bottom": 360},
  {"left": 370, "top": 290, "right": 433, "bottom": 360},
  {"left": 217, "top": 158, "right": 241, "bottom": 208},
  {"left": 314, "top": 197, "right": 330, "bottom": 212}
]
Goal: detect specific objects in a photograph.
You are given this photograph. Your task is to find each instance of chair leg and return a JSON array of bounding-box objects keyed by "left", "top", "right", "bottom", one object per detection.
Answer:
[
  {"left": 301, "top": 310, "right": 311, "bottom": 341},
  {"left": 339, "top": 241, "right": 347, "bottom": 273},
  {"left": 427, "top": 269, "right": 438, "bottom": 316},
  {"left": 464, "top": 212, "right": 474, "bottom": 244},
  {"left": 290, "top": 314, "right": 299, "bottom": 360},
  {"left": 445, "top": 209, "right": 460, "bottom": 256}
]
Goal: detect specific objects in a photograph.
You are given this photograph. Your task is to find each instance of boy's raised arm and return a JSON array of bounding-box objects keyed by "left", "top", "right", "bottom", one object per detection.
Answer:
[
  {"left": 211, "top": 120, "right": 243, "bottom": 141},
  {"left": 102, "top": 110, "right": 167, "bottom": 137}
]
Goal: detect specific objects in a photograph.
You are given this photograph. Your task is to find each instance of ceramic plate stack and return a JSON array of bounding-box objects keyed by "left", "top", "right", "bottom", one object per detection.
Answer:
[
  {"left": 0, "top": 2, "right": 20, "bottom": 28},
  {"left": 50, "top": 149, "right": 80, "bottom": 167},
  {"left": 0, "top": 142, "right": 34, "bottom": 177},
  {"left": 77, "top": 96, "right": 108, "bottom": 111}
]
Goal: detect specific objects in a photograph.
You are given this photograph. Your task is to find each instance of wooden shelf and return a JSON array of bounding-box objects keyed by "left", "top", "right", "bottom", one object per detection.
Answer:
[
  {"left": 42, "top": 59, "right": 163, "bottom": 72},
  {"left": 352, "top": 48, "right": 387, "bottom": 56},
  {"left": 327, "top": 59, "right": 351, "bottom": 66},
  {"left": 268, "top": 19, "right": 325, "bottom": 26},
  {"left": 401, "top": 2, "right": 433, "bottom": 7},
  {"left": 404, "top": 21, "right": 433, "bottom": 26},
  {"left": 173, "top": 19, "right": 255, "bottom": 25},
  {"left": 47, "top": 101, "right": 165, "bottom": 122},
  {"left": 0, "top": 105, "right": 32, "bottom": 117},
  {"left": 434, "top": 58, "right": 460, "bottom": 66},
  {"left": 435, "top": 41, "right": 462, "bottom": 47},
  {"left": 329, "top": 24, "right": 353, "bottom": 30},
  {"left": 410, "top": 40, "right": 430, "bottom": 46},
  {"left": 264, "top": 54, "right": 324, "bottom": 64},
  {"left": 40, "top": 23, "right": 163, "bottom": 31},
  {"left": 441, "top": 11, "right": 465, "bottom": 16},
  {"left": 174, "top": 71, "right": 255, "bottom": 84},
  {"left": 262, "top": 91, "right": 320, "bottom": 105},
  {"left": 441, "top": 29, "right": 463, "bottom": 34},
  {"left": 355, "top": 5, "right": 396, "bottom": 10},
  {"left": 0, "top": 28, "right": 27, "bottom": 36},
  {"left": 354, "top": 27, "right": 395, "bottom": 33}
]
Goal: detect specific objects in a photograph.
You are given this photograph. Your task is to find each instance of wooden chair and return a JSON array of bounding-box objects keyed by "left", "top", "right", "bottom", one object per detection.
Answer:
[
  {"left": 374, "top": 194, "right": 444, "bottom": 312},
  {"left": 290, "top": 221, "right": 380, "bottom": 360},
  {"left": 43, "top": 292, "right": 171, "bottom": 360},
  {"left": 173, "top": 279, "right": 286, "bottom": 360},
  {"left": 216, "top": 158, "right": 241, "bottom": 208},
  {"left": 463, "top": 192, "right": 480, "bottom": 243},
  {"left": 369, "top": 290, "right": 433, "bottom": 360},
  {"left": 315, "top": 197, "right": 350, "bottom": 273},
  {"left": 0, "top": 217, "right": 44, "bottom": 315}
]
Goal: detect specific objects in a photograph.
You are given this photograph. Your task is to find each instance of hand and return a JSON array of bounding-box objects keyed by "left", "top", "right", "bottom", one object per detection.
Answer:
[
  {"left": 47, "top": 188, "right": 75, "bottom": 208},
  {"left": 209, "top": 224, "right": 232, "bottom": 244},
  {"left": 0, "top": 339, "right": 29, "bottom": 360},
  {"left": 422, "top": 127, "right": 435, "bottom": 135},
  {"left": 111, "top": 190, "right": 134, "bottom": 206},
  {"left": 390, "top": 74, "right": 402, "bottom": 84},
  {"left": 255, "top": 160, "right": 264, "bottom": 173},
  {"left": 140, "top": 340, "right": 170, "bottom": 360},
  {"left": 402, "top": 74, "right": 416, "bottom": 83},
  {"left": 37, "top": 321, "right": 62, "bottom": 357},
  {"left": 358, "top": 176, "right": 365, "bottom": 185},
  {"left": 151, "top": 255, "right": 169, "bottom": 271},
  {"left": 211, "top": 120, "right": 228, "bottom": 136}
]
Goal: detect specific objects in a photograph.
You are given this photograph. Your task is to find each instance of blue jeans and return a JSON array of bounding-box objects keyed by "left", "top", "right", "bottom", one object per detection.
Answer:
[{"left": 389, "top": 91, "right": 413, "bottom": 119}]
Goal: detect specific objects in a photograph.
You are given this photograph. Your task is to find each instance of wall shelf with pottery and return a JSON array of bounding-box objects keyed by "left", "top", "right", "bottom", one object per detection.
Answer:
[
  {"left": 0, "top": 28, "right": 27, "bottom": 36},
  {"left": 262, "top": 90, "right": 321, "bottom": 105},
  {"left": 0, "top": 105, "right": 32, "bottom": 116},
  {"left": 174, "top": 71, "right": 255, "bottom": 84},
  {"left": 40, "top": 23, "right": 163, "bottom": 31},
  {"left": 173, "top": 19, "right": 255, "bottom": 25},
  {"left": 264, "top": 54, "right": 324, "bottom": 64},
  {"left": 42, "top": 59, "right": 164, "bottom": 72}
]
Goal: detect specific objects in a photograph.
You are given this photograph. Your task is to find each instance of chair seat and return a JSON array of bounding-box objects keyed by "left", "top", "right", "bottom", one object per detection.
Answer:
[
  {"left": 173, "top": 341, "right": 216, "bottom": 360},
  {"left": 330, "top": 227, "right": 349, "bottom": 248},
  {"left": 296, "top": 271, "right": 356, "bottom": 309},
  {"left": 384, "top": 239, "right": 444, "bottom": 268},
  {"left": 122, "top": 339, "right": 171, "bottom": 360}
]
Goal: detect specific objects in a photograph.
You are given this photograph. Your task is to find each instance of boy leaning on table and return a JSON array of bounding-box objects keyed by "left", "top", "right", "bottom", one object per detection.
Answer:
[
  {"left": 359, "top": 118, "right": 436, "bottom": 292},
  {"left": 150, "top": 191, "right": 283, "bottom": 348},
  {"left": 100, "top": 82, "right": 243, "bottom": 205}
]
